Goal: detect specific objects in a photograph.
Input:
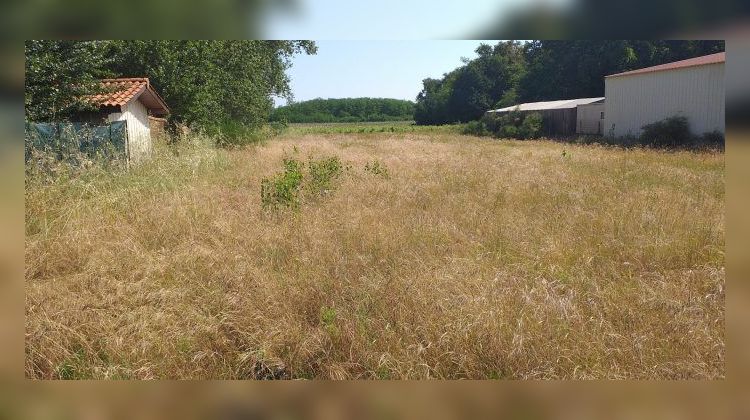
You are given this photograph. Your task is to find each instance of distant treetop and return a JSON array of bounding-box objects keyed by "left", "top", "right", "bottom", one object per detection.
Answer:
[{"left": 271, "top": 97, "right": 415, "bottom": 123}]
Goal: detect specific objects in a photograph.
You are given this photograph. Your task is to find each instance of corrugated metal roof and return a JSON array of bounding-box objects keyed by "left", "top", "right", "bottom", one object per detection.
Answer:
[
  {"left": 606, "top": 52, "right": 725, "bottom": 78},
  {"left": 89, "top": 78, "right": 170, "bottom": 115},
  {"left": 488, "top": 97, "right": 604, "bottom": 113}
]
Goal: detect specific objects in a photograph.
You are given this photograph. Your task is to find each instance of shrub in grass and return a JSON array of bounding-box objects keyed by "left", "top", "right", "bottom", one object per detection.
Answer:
[
  {"left": 214, "top": 120, "right": 289, "bottom": 148},
  {"left": 260, "top": 158, "right": 304, "bottom": 209},
  {"left": 493, "top": 110, "right": 542, "bottom": 139},
  {"left": 270, "top": 120, "right": 288, "bottom": 136},
  {"left": 320, "top": 306, "right": 339, "bottom": 336},
  {"left": 364, "top": 160, "right": 389, "bottom": 178},
  {"left": 465, "top": 110, "right": 543, "bottom": 140},
  {"left": 307, "top": 156, "right": 343, "bottom": 195},
  {"left": 518, "top": 112, "right": 543, "bottom": 139},
  {"left": 639, "top": 116, "right": 691, "bottom": 147},
  {"left": 697, "top": 130, "right": 724, "bottom": 148},
  {"left": 461, "top": 120, "right": 489, "bottom": 136},
  {"left": 261, "top": 155, "right": 346, "bottom": 210},
  {"left": 56, "top": 348, "right": 87, "bottom": 380},
  {"left": 499, "top": 124, "right": 519, "bottom": 138}
]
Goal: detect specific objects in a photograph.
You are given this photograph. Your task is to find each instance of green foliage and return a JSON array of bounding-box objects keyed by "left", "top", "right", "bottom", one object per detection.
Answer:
[
  {"left": 640, "top": 116, "right": 691, "bottom": 147},
  {"left": 698, "top": 131, "right": 725, "bottom": 148},
  {"left": 106, "top": 40, "right": 316, "bottom": 134},
  {"left": 271, "top": 98, "right": 415, "bottom": 123},
  {"left": 638, "top": 116, "right": 724, "bottom": 149},
  {"left": 489, "top": 110, "right": 543, "bottom": 139},
  {"left": 269, "top": 121, "right": 288, "bottom": 136},
  {"left": 213, "top": 120, "right": 266, "bottom": 147},
  {"left": 25, "top": 40, "right": 317, "bottom": 141},
  {"left": 499, "top": 124, "right": 519, "bottom": 138},
  {"left": 25, "top": 41, "right": 113, "bottom": 122},
  {"left": 320, "top": 306, "right": 338, "bottom": 335},
  {"left": 214, "top": 121, "right": 289, "bottom": 148},
  {"left": 307, "top": 156, "right": 343, "bottom": 195},
  {"left": 460, "top": 110, "right": 542, "bottom": 140},
  {"left": 56, "top": 348, "right": 88, "bottom": 380},
  {"left": 415, "top": 40, "right": 724, "bottom": 126},
  {"left": 284, "top": 121, "right": 460, "bottom": 136},
  {"left": 518, "top": 112, "right": 543, "bottom": 139},
  {"left": 414, "top": 41, "right": 526, "bottom": 125},
  {"left": 461, "top": 120, "right": 489, "bottom": 136},
  {"left": 364, "top": 160, "right": 389, "bottom": 178},
  {"left": 260, "top": 158, "right": 304, "bottom": 210},
  {"left": 519, "top": 40, "right": 725, "bottom": 102},
  {"left": 261, "top": 155, "right": 347, "bottom": 210}
]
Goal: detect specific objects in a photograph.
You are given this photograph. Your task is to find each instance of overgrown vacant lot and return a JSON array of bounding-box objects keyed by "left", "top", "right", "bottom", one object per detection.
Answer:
[{"left": 25, "top": 132, "right": 725, "bottom": 379}]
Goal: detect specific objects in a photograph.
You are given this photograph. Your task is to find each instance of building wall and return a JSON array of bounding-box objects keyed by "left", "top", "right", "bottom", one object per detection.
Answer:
[
  {"left": 540, "top": 108, "right": 577, "bottom": 135},
  {"left": 488, "top": 108, "right": 578, "bottom": 136},
  {"left": 148, "top": 116, "right": 168, "bottom": 140},
  {"left": 107, "top": 99, "right": 152, "bottom": 163},
  {"left": 576, "top": 103, "right": 605, "bottom": 135},
  {"left": 604, "top": 63, "right": 725, "bottom": 138}
]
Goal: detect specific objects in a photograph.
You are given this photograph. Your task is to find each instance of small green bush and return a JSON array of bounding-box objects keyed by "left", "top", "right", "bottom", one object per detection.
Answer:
[
  {"left": 697, "top": 130, "right": 724, "bottom": 148},
  {"left": 364, "top": 160, "right": 389, "bottom": 178},
  {"left": 215, "top": 121, "right": 290, "bottom": 148},
  {"left": 260, "top": 158, "right": 304, "bottom": 209},
  {"left": 461, "top": 120, "right": 489, "bottom": 136},
  {"left": 269, "top": 120, "right": 288, "bottom": 136},
  {"left": 261, "top": 155, "right": 347, "bottom": 210},
  {"left": 307, "top": 156, "right": 343, "bottom": 195},
  {"left": 320, "top": 306, "right": 339, "bottom": 337},
  {"left": 464, "top": 109, "right": 543, "bottom": 140},
  {"left": 494, "top": 110, "right": 542, "bottom": 139},
  {"left": 518, "top": 112, "right": 543, "bottom": 139},
  {"left": 55, "top": 348, "right": 88, "bottom": 380},
  {"left": 639, "top": 116, "right": 691, "bottom": 147},
  {"left": 499, "top": 124, "right": 519, "bottom": 138}
]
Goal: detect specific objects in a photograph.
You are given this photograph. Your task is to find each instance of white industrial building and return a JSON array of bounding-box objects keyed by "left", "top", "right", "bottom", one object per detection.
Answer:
[{"left": 603, "top": 52, "right": 725, "bottom": 138}]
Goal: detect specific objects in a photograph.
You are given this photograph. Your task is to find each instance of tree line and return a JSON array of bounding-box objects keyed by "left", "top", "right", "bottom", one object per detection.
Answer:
[
  {"left": 25, "top": 40, "right": 317, "bottom": 138},
  {"left": 271, "top": 98, "right": 415, "bottom": 123},
  {"left": 414, "top": 40, "right": 724, "bottom": 125}
]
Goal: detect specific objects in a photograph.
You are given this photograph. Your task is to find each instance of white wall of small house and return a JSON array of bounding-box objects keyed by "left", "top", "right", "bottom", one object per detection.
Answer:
[
  {"left": 106, "top": 99, "right": 152, "bottom": 163},
  {"left": 604, "top": 62, "right": 725, "bottom": 138},
  {"left": 576, "top": 103, "right": 605, "bottom": 135}
]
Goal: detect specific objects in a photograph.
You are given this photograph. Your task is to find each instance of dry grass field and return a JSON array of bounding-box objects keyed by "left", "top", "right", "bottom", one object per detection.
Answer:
[{"left": 25, "top": 131, "right": 725, "bottom": 379}]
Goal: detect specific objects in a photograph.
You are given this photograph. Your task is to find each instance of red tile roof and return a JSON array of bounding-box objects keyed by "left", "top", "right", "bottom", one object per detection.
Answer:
[
  {"left": 90, "top": 78, "right": 169, "bottom": 115},
  {"left": 606, "top": 52, "right": 725, "bottom": 78}
]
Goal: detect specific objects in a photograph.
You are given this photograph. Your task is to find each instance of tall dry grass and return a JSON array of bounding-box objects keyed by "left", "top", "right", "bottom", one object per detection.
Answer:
[{"left": 25, "top": 132, "right": 725, "bottom": 379}]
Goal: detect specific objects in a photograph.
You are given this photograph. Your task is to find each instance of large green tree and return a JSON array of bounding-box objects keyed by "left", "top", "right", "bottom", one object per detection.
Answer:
[
  {"left": 414, "top": 40, "right": 724, "bottom": 125},
  {"left": 413, "top": 77, "right": 453, "bottom": 125},
  {"left": 414, "top": 41, "right": 525, "bottom": 125},
  {"left": 24, "top": 40, "right": 112, "bottom": 122},
  {"left": 105, "top": 40, "right": 316, "bottom": 133},
  {"left": 25, "top": 40, "right": 317, "bottom": 135},
  {"left": 518, "top": 40, "right": 725, "bottom": 102}
]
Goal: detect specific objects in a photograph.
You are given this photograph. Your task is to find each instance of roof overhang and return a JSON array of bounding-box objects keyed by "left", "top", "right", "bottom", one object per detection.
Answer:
[
  {"left": 605, "top": 52, "right": 726, "bottom": 79},
  {"left": 487, "top": 97, "right": 605, "bottom": 113},
  {"left": 92, "top": 78, "right": 170, "bottom": 117},
  {"left": 135, "top": 84, "right": 170, "bottom": 117}
]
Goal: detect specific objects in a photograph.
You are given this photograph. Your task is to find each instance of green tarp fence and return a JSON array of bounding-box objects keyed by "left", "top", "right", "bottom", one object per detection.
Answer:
[{"left": 25, "top": 121, "right": 128, "bottom": 162}]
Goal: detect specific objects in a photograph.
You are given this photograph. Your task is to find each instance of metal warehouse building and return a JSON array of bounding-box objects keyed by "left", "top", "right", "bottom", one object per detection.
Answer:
[
  {"left": 604, "top": 52, "right": 725, "bottom": 138},
  {"left": 487, "top": 97, "right": 604, "bottom": 136}
]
